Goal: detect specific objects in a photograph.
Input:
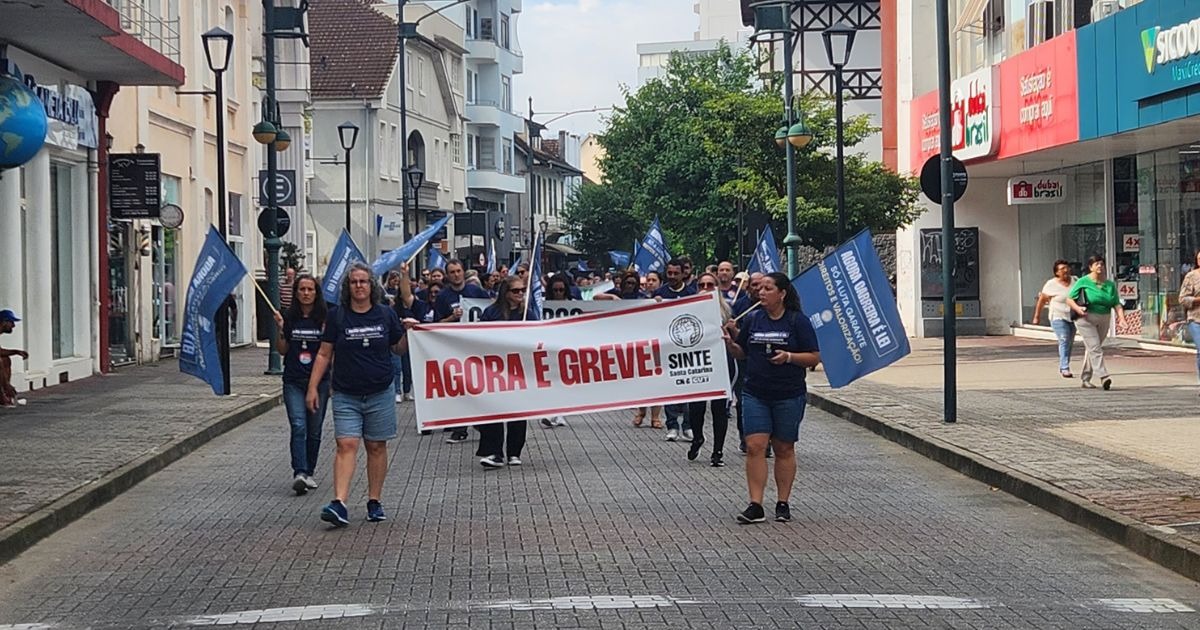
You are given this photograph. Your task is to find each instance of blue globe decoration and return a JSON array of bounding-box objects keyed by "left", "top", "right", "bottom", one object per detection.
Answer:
[{"left": 0, "top": 74, "right": 48, "bottom": 170}]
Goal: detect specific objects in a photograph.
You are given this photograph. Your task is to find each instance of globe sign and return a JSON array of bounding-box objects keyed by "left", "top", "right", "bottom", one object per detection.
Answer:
[{"left": 0, "top": 74, "right": 48, "bottom": 170}]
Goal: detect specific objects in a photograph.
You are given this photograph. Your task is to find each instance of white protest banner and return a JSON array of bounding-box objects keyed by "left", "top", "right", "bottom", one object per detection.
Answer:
[
  {"left": 461, "top": 297, "right": 647, "bottom": 322},
  {"left": 409, "top": 292, "right": 731, "bottom": 431}
]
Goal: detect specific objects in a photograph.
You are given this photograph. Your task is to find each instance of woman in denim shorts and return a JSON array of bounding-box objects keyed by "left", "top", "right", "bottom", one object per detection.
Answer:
[
  {"left": 307, "top": 263, "right": 407, "bottom": 527},
  {"left": 723, "top": 272, "right": 821, "bottom": 525}
]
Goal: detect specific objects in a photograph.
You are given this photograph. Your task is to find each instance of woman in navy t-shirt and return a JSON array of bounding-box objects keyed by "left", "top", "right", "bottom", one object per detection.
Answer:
[
  {"left": 476, "top": 274, "right": 539, "bottom": 468},
  {"left": 307, "top": 263, "right": 407, "bottom": 528},
  {"left": 723, "top": 272, "right": 821, "bottom": 525},
  {"left": 273, "top": 273, "right": 330, "bottom": 496}
]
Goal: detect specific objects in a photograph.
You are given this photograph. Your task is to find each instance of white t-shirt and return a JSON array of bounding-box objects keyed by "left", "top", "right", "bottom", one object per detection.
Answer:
[{"left": 1041, "top": 277, "right": 1076, "bottom": 321}]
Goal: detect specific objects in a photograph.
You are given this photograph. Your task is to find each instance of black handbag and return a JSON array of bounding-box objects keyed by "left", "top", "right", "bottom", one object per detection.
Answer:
[{"left": 1070, "top": 287, "right": 1089, "bottom": 321}]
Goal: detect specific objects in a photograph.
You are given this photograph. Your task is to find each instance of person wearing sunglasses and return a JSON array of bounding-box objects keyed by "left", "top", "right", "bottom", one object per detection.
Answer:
[
  {"left": 687, "top": 272, "right": 733, "bottom": 467},
  {"left": 476, "top": 275, "right": 539, "bottom": 468},
  {"left": 538, "top": 273, "right": 574, "bottom": 428},
  {"left": 595, "top": 270, "right": 647, "bottom": 301}
]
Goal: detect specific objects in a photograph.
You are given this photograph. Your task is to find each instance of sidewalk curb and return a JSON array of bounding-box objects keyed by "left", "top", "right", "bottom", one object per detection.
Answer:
[
  {"left": 0, "top": 393, "right": 282, "bottom": 566},
  {"left": 808, "top": 391, "right": 1200, "bottom": 583}
]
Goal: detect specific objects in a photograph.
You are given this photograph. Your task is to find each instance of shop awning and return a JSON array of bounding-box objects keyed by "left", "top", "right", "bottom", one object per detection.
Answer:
[
  {"left": 545, "top": 242, "right": 583, "bottom": 256},
  {"left": 954, "top": 0, "right": 988, "bottom": 33}
]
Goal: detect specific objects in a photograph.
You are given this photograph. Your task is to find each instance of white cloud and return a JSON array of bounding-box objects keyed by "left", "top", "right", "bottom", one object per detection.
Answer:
[{"left": 514, "top": 0, "right": 699, "bottom": 137}]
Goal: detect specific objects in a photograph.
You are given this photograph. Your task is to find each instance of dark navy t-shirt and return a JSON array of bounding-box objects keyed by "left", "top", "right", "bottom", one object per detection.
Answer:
[
  {"left": 736, "top": 309, "right": 819, "bottom": 400},
  {"left": 282, "top": 315, "right": 328, "bottom": 387},
  {"left": 606, "top": 287, "right": 648, "bottom": 299},
  {"left": 434, "top": 283, "right": 491, "bottom": 321},
  {"left": 395, "top": 297, "right": 431, "bottom": 325},
  {"left": 480, "top": 303, "right": 540, "bottom": 322},
  {"left": 731, "top": 294, "right": 756, "bottom": 319},
  {"left": 655, "top": 284, "right": 697, "bottom": 300},
  {"left": 321, "top": 304, "right": 405, "bottom": 395}
]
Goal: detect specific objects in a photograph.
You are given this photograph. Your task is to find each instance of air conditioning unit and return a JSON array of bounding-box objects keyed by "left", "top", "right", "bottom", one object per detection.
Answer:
[
  {"left": 1026, "top": 0, "right": 1058, "bottom": 49},
  {"left": 1091, "top": 0, "right": 1121, "bottom": 23}
]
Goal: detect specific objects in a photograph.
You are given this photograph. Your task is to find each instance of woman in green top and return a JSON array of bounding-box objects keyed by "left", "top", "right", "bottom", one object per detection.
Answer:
[{"left": 1066, "top": 254, "right": 1123, "bottom": 390}]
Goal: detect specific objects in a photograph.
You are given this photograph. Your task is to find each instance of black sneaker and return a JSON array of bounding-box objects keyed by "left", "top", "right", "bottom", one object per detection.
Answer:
[
  {"left": 687, "top": 438, "right": 705, "bottom": 461},
  {"left": 446, "top": 430, "right": 468, "bottom": 444},
  {"left": 711, "top": 452, "right": 725, "bottom": 467},
  {"left": 775, "top": 501, "right": 792, "bottom": 523},
  {"left": 366, "top": 500, "right": 387, "bottom": 522},
  {"left": 540, "top": 418, "right": 554, "bottom": 428},
  {"left": 736, "top": 502, "right": 766, "bottom": 524}
]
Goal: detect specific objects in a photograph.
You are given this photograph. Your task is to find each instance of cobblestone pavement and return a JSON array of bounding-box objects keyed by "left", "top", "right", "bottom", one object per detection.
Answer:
[
  {"left": 809, "top": 337, "right": 1200, "bottom": 543},
  {"left": 0, "top": 402, "right": 1197, "bottom": 629},
  {"left": 0, "top": 348, "right": 279, "bottom": 533}
]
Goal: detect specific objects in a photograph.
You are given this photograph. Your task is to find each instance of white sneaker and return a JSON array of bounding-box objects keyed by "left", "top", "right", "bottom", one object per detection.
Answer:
[
  {"left": 507, "top": 456, "right": 522, "bottom": 466},
  {"left": 665, "top": 429, "right": 679, "bottom": 441},
  {"left": 479, "top": 455, "right": 506, "bottom": 468},
  {"left": 682, "top": 429, "right": 694, "bottom": 441},
  {"left": 395, "top": 394, "right": 404, "bottom": 403},
  {"left": 403, "top": 393, "right": 415, "bottom": 401},
  {"left": 292, "top": 474, "right": 308, "bottom": 495},
  {"left": 554, "top": 416, "right": 567, "bottom": 427},
  {"left": 303, "top": 474, "right": 319, "bottom": 490}
]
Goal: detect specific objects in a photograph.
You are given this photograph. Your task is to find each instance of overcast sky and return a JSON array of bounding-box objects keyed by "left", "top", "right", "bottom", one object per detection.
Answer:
[{"left": 512, "top": 0, "right": 700, "bottom": 138}]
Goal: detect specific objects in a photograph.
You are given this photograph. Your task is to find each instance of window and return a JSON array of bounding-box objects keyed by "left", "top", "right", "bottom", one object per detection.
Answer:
[
  {"left": 379, "top": 121, "right": 388, "bottom": 180},
  {"left": 501, "top": 76, "right": 512, "bottom": 112},
  {"left": 465, "top": 6, "right": 477, "bottom": 38},
  {"left": 500, "top": 13, "right": 510, "bottom": 49},
  {"left": 50, "top": 162, "right": 75, "bottom": 359},
  {"left": 503, "top": 138, "right": 513, "bottom": 174},
  {"left": 205, "top": 188, "right": 214, "bottom": 228},
  {"left": 451, "top": 56, "right": 463, "bottom": 90},
  {"left": 466, "top": 69, "right": 477, "bottom": 104},
  {"left": 417, "top": 57, "right": 426, "bottom": 94},
  {"left": 451, "top": 133, "right": 462, "bottom": 165},
  {"left": 390, "top": 124, "right": 399, "bottom": 177},
  {"left": 467, "top": 133, "right": 478, "bottom": 169},
  {"left": 224, "top": 7, "right": 237, "bottom": 99},
  {"left": 479, "top": 137, "right": 496, "bottom": 170},
  {"left": 406, "top": 55, "right": 413, "bottom": 87},
  {"left": 228, "top": 192, "right": 242, "bottom": 237}
]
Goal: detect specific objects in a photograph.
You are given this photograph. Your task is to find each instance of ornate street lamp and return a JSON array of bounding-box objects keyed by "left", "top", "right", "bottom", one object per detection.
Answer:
[
  {"left": 338, "top": 121, "right": 359, "bottom": 233},
  {"left": 202, "top": 26, "right": 234, "bottom": 395},
  {"left": 823, "top": 22, "right": 857, "bottom": 244}
]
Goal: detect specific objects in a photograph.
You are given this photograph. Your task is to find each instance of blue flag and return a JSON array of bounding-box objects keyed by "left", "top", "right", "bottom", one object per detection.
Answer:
[
  {"left": 528, "top": 232, "right": 545, "bottom": 315},
  {"left": 179, "top": 227, "right": 249, "bottom": 395},
  {"left": 487, "top": 238, "right": 497, "bottom": 274},
  {"left": 633, "top": 217, "right": 669, "bottom": 274},
  {"left": 608, "top": 250, "right": 631, "bottom": 269},
  {"left": 512, "top": 253, "right": 524, "bottom": 272},
  {"left": 371, "top": 215, "right": 452, "bottom": 277},
  {"left": 748, "top": 225, "right": 782, "bottom": 274},
  {"left": 322, "top": 229, "right": 366, "bottom": 304},
  {"left": 792, "top": 230, "right": 910, "bottom": 388},
  {"left": 429, "top": 248, "right": 447, "bottom": 271}
]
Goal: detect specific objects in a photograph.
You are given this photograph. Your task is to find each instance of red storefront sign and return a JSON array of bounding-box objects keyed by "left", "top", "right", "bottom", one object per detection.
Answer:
[
  {"left": 997, "top": 30, "right": 1079, "bottom": 159},
  {"left": 909, "top": 32, "right": 1080, "bottom": 170},
  {"left": 909, "top": 67, "right": 998, "bottom": 168}
]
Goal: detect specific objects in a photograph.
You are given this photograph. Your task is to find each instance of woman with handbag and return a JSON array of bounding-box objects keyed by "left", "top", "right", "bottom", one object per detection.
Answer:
[
  {"left": 1031, "top": 259, "right": 1078, "bottom": 378},
  {"left": 1178, "top": 250, "right": 1200, "bottom": 384},
  {"left": 1067, "top": 254, "right": 1123, "bottom": 390}
]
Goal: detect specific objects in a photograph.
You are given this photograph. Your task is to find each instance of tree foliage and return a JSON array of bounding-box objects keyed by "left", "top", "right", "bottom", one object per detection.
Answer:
[{"left": 564, "top": 43, "right": 922, "bottom": 261}]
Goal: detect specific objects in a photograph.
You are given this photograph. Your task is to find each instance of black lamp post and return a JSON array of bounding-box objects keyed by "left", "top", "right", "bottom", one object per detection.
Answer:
[
  {"left": 202, "top": 26, "right": 233, "bottom": 395},
  {"left": 465, "top": 195, "right": 479, "bottom": 265},
  {"left": 406, "top": 166, "right": 424, "bottom": 261},
  {"left": 539, "top": 219, "right": 548, "bottom": 267},
  {"left": 823, "top": 22, "right": 857, "bottom": 245},
  {"left": 337, "top": 121, "right": 359, "bottom": 233}
]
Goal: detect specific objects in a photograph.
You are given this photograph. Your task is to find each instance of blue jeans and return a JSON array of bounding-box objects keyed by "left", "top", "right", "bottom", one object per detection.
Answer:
[
  {"left": 391, "top": 354, "right": 407, "bottom": 395},
  {"left": 741, "top": 392, "right": 806, "bottom": 442},
  {"left": 664, "top": 403, "right": 691, "bottom": 431},
  {"left": 1050, "top": 319, "right": 1076, "bottom": 373},
  {"left": 283, "top": 381, "right": 330, "bottom": 476},
  {"left": 1189, "top": 322, "right": 1200, "bottom": 380}
]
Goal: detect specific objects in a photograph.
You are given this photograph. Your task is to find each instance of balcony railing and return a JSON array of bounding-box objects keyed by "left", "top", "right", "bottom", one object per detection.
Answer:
[{"left": 105, "top": 0, "right": 182, "bottom": 64}]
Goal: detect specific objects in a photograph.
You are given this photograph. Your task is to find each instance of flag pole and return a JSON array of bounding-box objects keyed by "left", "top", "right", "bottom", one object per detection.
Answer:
[
  {"left": 731, "top": 300, "right": 761, "bottom": 323},
  {"left": 522, "top": 229, "right": 538, "bottom": 321}
]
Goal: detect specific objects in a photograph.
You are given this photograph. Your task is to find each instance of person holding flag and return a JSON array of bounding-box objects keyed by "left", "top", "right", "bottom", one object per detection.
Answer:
[
  {"left": 273, "top": 273, "right": 331, "bottom": 495},
  {"left": 436, "top": 258, "right": 491, "bottom": 444},
  {"left": 306, "top": 263, "right": 408, "bottom": 527},
  {"left": 476, "top": 274, "right": 540, "bottom": 468}
]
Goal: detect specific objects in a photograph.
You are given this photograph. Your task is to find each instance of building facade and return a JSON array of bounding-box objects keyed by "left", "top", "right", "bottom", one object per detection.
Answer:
[
  {"left": 309, "top": 0, "right": 467, "bottom": 270},
  {"left": 514, "top": 130, "right": 583, "bottom": 263},
  {"left": 894, "top": 0, "right": 1200, "bottom": 347},
  {"left": 0, "top": 1, "right": 185, "bottom": 392}
]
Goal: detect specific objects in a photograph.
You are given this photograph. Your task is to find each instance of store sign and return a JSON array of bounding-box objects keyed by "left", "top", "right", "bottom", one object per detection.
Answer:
[
  {"left": 3, "top": 60, "right": 98, "bottom": 150},
  {"left": 1141, "top": 19, "right": 1200, "bottom": 76},
  {"left": 998, "top": 31, "right": 1080, "bottom": 158},
  {"left": 1007, "top": 175, "right": 1066, "bottom": 205},
  {"left": 1123, "top": 234, "right": 1142, "bottom": 252},
  {"left": 1118, "top": 281, "right": 1139, "bottom": 301},
  {"left": 910, "top": 67, "right": 1000, "bottom": 167}
]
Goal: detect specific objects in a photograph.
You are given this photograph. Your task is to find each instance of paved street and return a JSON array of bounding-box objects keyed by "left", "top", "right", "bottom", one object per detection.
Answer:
[{"left": 0, "top": 402, "right": 1197, "bottom": 629}]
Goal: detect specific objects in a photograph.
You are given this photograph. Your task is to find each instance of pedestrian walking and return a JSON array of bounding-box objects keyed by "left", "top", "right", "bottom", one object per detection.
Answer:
[
  {"left": 0, "top": 309, "right": 28, "bottom": 408},
  {"left": 476, "top": 275, "right": 540, "bottom": 468},
  {"left": 307, "top": 263, "right": 408, "bottom": 527},
  {"left": 1180, "top": 250, "right": 1200, "bottom": 389},
  {"left": 644, "top": 270, "right": 663, "bottom": 295},
  {"left": 723, "top": 272, "right": 821, "bottom": 524},
  {"left": 1067, "top": 254, "right": 1123, "bottom": 390},
  {"left": 273, "top": 274, "right": 330, "bottom": 495},
  {"left": 655, "top": 258, "right": 697, "bottom": 441},
  {"left": 538, "top": 273, "right": 573, "bottom": 428},
  {"left": 1031, "top": 259, "right": 1078, "bottom": 378},
  {"left": 434, "top": 259, "right": 492, "bottom": 444},
  {"left": 688, "top": 273, "right": 732, "bottom": 467},
  {"left": 731, "top": 271, "right": 764, "bottom": 454}
]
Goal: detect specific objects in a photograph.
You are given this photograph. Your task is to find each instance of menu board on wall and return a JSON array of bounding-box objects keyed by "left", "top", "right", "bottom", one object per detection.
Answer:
[
  {"left": 919, "top": 227, "right": 980, "bottom": 300},
  {"left": 109, "top": 153, "right": 161, "bottom": 220}
]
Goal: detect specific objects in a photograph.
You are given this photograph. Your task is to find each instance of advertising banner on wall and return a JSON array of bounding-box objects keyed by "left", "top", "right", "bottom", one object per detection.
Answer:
[
  {"left": 997, "top": 30, "right": 1080, "bottom": 158},
  {"left": 909, "top": 67, "right": 1000, "bottom": 167},
  {"left": 1007, "top": 174, "right": 1068, "bottom": 204}
]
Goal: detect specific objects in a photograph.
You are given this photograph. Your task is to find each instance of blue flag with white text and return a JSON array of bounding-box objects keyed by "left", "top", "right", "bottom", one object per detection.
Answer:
[
  {"left": 792, "top": 230, "right": 910, "bottom": 388},
  {"left": 608, "top": 250, "right": 631, "bottom": 269},
  {"left": 429, "top": 248, "right": 447, "bottom": 271},
  {"left": 633, "top": 217, "right": 669, "bottom": 275},
  {"left": 322, "top": 229, "right": 366, "bottom": 304},
  {"left": 179, "top": 227, "right": 248, "bottom": 395},
  {"left": 512, "top": 253, "right": 523, "bottom": 272},
  {"left": 529, "top": 232, "right": 545, "bottom": 315},
  {"left": 487, "top": 239, "right": 497, "bottom": 274},
  {"left": 371, "top": 215, "right": 452, "bottom": 277},
  {"left": 748, "top": 225, "right": 781, "bottom": 275}
]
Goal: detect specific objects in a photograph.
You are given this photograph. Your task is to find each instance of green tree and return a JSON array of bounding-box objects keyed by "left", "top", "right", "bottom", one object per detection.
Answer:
[{"left": 563, "top": 43, "right": 922, "bottom": 262}]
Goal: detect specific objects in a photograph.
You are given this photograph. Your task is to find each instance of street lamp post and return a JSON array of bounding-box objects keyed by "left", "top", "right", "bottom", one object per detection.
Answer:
[
  {"left": 337, "top": 121, "right": 359, "bottom": 233},
  {"left": 823, "top": 22, "right": 857, "bottom": 245},
  {"left": 202, "top": 26, "right": 233, "bottom": 395},
  {"left": 406, "top": 167, "right": 425, "bottom": 253},
  {"left": 465, "top": 195, "right": 479, "bottom": 266}
]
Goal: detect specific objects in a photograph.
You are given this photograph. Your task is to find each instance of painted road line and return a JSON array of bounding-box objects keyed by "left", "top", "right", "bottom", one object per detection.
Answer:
[
  {"left": 483, "top": 595, "right": 686, "bottom": 610},
  {"left": 181, "top": 604, "right": 377, "bottom": 626},
  {"left": 794, "top": 595, "right": 991, "bottom": 610},
  {"left": 1088, "top": 598, "right": 1196, "bottom": 613}
]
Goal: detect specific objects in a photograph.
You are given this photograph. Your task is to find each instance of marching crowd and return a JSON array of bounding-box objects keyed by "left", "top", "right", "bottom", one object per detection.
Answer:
[{"left": 272, "top": 254, "right": 821, "bottom": 528}]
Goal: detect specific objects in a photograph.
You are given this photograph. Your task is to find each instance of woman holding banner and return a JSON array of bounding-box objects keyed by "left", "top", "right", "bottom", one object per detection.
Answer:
[
  {"left": 273, "top": 273, "right": 330, "bottom": 495},
  {"left": 476, "top": 275, "right": 540, "bottom": 468},
  {"left": 688, "top": 272, "right": 733, "bottom": 467},
  {"left": 307, "top": 263, "right": 408, "bottom": 527},
  {"left": 723, "top": 272, "right": 820, "bottom": 524}
]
